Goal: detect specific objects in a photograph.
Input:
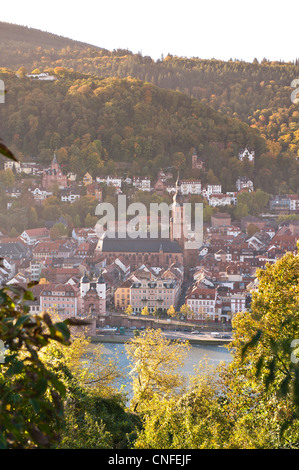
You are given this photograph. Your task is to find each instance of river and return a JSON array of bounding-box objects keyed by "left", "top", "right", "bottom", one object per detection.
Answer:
[{"left": 91, "top": 342, "right": 233, "bottom": 398}]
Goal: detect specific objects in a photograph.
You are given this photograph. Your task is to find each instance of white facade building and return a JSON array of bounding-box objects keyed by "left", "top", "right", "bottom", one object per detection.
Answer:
[
  {"left": 96, "top": 176, "right": 122, "bottom": 188},
  {"left": 132, "top": 177, "right": 151, "bottom": 191},
  {"left": 236, "top": 177, "right": 254, "bottom": 192},
  {"left": 30, "top": 188, "right": 53, "bottom": 201},
  {"left": 209, "top": 194, "right": 233, "bottom": 207},
  {"left": 238, "top": 148, "right": 255, "bottom": 162},
  {"left": 180, "top": 180, "right": 202, "bottom": 195},
  {"left": 202, "top": 184, "right": 222, "bottom": 199},
  {"left": 130, "top": 277, "right": 180, "bottom": 313},
  {"left": 230, "top": 293, "right": 247, "bottom": 315},
  {"left": 185, "top": 287, "right": 221, "bottom": 320}
]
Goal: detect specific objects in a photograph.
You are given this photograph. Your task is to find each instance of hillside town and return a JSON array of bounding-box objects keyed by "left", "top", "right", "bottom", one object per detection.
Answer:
[{"left": 0, "top": 148, "right": 298, "bottom": 336}]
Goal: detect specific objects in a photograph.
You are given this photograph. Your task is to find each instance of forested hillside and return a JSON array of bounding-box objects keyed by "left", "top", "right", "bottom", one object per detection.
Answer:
[
  {"left": 0, "top": 22, "right": 298, "bottom": 193},
  {"left": 0, "top": 68, "right": 270, "bottom": 185}
]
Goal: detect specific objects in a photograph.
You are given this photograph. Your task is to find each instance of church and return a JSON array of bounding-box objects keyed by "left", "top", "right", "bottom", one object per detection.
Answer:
[
  {"left": 42, "top": 153, "right": 68, "bottom": 190},
  {"left": 96, "top": 235, "right": 183, "bottom": 270},
  {"left": 95, "top": 176, "right": 201, "bottom": 271}
]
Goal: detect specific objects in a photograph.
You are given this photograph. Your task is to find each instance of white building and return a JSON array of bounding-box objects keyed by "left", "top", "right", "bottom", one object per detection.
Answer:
[
  {"left": 20, "top": 228, "right": 50, "bottom": 246},
  {"left": 132, "top": 177, "right": 151, "bottom": 191},
  {"left": 225, "top": 192, "right": 238, "bottom": 205},
  {"left": 29, "top": 260, "right": 44, "bottom": 281},
  {"left": 96, "top": 176, "right": 122, "bottom": 188},
  {"left": 230, "top": 293, "right": 247, "bottom": 315},
  {"left": 209, "top": 194, "right": 233, "bottom": 207},
  {"left": 185, "top": 287, "right": 221, "bottom": 321},
  {"left": 30, "top": 188, "right": 53, "bottom": 201},
  {"left": 61, "top": 189, "right": 81, "bottom": 203},
  {"left": 180, "top": 180, "right": 202, "bottom": 195},
  {"left": 26, "top": 72, "right": 56, "bottom": 81},
  {"left": 236, "top": 177, "right": 254, "bottom": 192},
  {"left": 288, "top": 195, "right": 299, "bottom": 211},
  {"left": 0, "top": 258, "right": 16, "bottom": 284},
  {"left": 4, "top": 160, "right": 21, "bottom": 171},
  {"left": 238, "top": 148, "right": 255, "bottom": 162},
  {"left": 4, "top": 161, "right": 42, "bottom": 175},
  {"left": 202, "top": 184, "right": 222, "bottom": 199},
  {"left": 80, "top": 273, "right": 106, "bottom": 317},
  {"left": 226, "top": 226, "right": 242, "bottom": 237}
]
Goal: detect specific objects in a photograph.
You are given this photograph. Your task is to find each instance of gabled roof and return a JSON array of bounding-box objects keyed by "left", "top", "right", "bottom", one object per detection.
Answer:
[
  {"left": 101, "top": 237, "right": 182, "bottom": 254},
  {"left": 22, "top": 228, "right": 49, "bottom": 237}
]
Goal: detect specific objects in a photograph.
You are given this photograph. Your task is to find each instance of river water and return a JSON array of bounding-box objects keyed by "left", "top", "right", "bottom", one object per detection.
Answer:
[{"left": 93, "top": 342, "right": 233, "bottom": 398}]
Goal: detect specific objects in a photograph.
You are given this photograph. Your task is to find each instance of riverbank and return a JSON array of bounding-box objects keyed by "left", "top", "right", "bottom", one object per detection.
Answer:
[{"left": 91, "top": 331, "right": 232, "bottom": 346}]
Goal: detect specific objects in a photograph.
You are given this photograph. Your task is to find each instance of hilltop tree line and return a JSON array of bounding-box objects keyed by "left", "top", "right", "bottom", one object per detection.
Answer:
[
  {"left": 0, "top": 67, "right": 298, "bottom": 194},
  {"left": 0, "top": 27, "right": 297, "bottom": 158},
  {"left": 0, "top": 69, "right": 265, "bottom": 175}
]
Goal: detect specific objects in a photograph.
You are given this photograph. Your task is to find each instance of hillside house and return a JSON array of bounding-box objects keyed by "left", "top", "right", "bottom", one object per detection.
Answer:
[
  {"left": 238, "top": 147, "right": 255, "bottom": 162},
  {"left": 20, "top": 228, "right": 50, "bottom": 246},
  {"left": 132, "top": 177, "right": 151, "bottom": 192},
  {"left": 180, "top": 180, "right": 202, "bottom": 195},
  {"left": 191, "top": 149, "right": 205, "bottom": 170},
  {"left": 236, "top": 177, "right": 254, "bottom": 192},
  {"left": 42, "top": 154, "right": 68, "bottom": 190},
  {"left": 209, "top": 194, "right": 233, "bottom": 207}
]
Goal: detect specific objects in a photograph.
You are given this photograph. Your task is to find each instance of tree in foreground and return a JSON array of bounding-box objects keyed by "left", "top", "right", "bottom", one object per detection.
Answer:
[
  {"left": 125, "top": 328, "right": 190, "bottom": 412},
  {"left": 230, "top": 241, "right": 299, "bottom": 443},
  {"left": 133, "top": 360, "right": 233, "bottom": 449},
  {"left": 39, "top": 330, "right": 141, "bottom": 449},
  {"left": 133, "top": 245, "right": 299, "bottom": 449},
  {"left": 0, "top": 283, "right": 74, "bottom": 448}
]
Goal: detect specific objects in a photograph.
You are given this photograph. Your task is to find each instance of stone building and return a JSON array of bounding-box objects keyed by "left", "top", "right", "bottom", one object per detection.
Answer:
[
  {"left": 79, "top": 273, "right": 107, "bottom": 318},
  {"left": 96, "top": 235, "right": 183, "bottom": 270},
  {"left": 42, "top": 154, "right": 68, "bottom": 190}
]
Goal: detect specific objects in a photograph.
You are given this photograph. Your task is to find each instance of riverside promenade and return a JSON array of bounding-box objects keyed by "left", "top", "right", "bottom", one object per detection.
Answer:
[
  {"left": 91, "top": 312, "right": 233, "bottom": 346},
  {"left": 91, "top": 329, "right": 232, "bottom": 346}
]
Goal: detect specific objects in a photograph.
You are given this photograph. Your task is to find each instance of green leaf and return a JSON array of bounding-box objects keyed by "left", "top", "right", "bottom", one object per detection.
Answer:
[
  {"left": 27, "top": 281, "right": 39, "bottom": 289},
  {"left": 255, "top": 356, "right": 264, "bottom": 378},
  {"left": 6, "top": 360, "right": 24, "bottom": 376},
  {"left": 29, "top": 398, "right": 41, "bottom": 413},
  {"left": 0, "top": 431, "right": 7, "bottom": 449},
  {"left": 14, "top": 315, "right": 31, "bottom": 328},
  {"left": 264, "top": 358, "right": 276, "bottom": 391},
  {"left": 279, "top": 374, "right": 291, "bottom": 398},
  {"left": 241, "top": 330, "right": 262, "bottom": 361},
  {"left": 47, "top": 371, "right": 66, "bottom": 396},
  {"left": 23, "top": 290, "right": 35, "bottom": 301},
  {"left": 35, "top": 377, "right": 48, "bottom": 396},
  {"left": 54, "top": 321, "right": 70, "bottom": 341},
  {"left": 293, "top": 367, "right": 299, "bottom": 409}
]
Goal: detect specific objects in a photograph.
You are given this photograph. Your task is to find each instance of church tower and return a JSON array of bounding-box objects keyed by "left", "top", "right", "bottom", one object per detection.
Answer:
[
  {"left": 79, "top": 272, "right": 107, "bottom": 317},
  {"left": 80, "top": 272, "right": 90, "bottom": 297},
  {"left": 170, "top": 173, "right": 185, "bottom": 249},
  {"left": 96, "top": 274, "right": 106, "bottom": 300},
  {"left": 169, "top": 173, "right": 200, "bottom": 272},
  {"left": 192, "top": 148, "right": 198, "bottom": 169}
]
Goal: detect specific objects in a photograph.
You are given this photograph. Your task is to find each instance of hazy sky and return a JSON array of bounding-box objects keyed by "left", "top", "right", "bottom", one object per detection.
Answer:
[{"left": 1, "top": 0, "right": 298, "bottom": 62}]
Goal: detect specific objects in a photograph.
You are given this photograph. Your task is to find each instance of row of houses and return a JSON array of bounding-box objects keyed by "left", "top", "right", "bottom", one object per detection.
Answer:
[
  {"left": 181, "top": 214, "right": 299, "bottom": 322},
  {"left": 4, "top": 153, "right": 298, "bottom": 213},
  {"left": 114, "top": 263, "right": 184, "bottom": 314}
]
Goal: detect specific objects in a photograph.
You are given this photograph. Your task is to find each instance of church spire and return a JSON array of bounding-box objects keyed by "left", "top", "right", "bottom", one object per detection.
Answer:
[{"left": 52, "top": 151, "right": 58, "bottom": 165}]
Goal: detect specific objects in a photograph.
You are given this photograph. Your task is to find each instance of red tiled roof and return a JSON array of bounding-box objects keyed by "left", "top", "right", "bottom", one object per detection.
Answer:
[{"left": 22, "top": 228, "right": 49, "bottom": 237}]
